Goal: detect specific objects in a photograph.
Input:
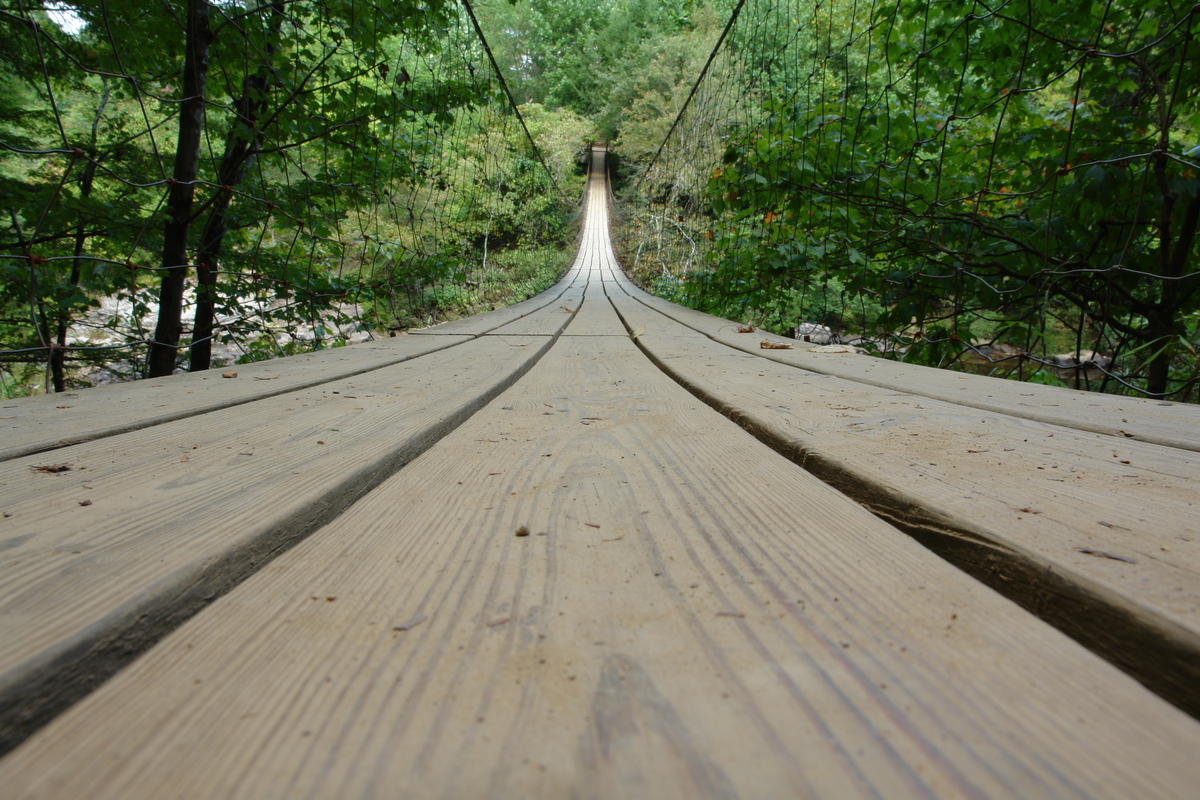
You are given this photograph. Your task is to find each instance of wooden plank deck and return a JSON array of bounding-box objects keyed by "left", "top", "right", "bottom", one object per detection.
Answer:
[{"left": 2, "top": 148, "right": 1200, "bottom": 798}]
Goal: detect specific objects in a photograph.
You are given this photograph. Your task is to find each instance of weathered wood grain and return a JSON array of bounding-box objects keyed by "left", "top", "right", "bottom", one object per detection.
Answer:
[
  {"left": 610, "top": 292, "right": 1200, "bottom": 715},
  {"left": 604, "top": 271, "right": 802, "bottom": 347},
  {"left": 0, "top": 335, "right": 553, "bottom": 753},
  {"left": 0, "top": 334, "right": 473, "bottom": 462},
  {"left": 4, "top": 335, "right": 1199, "bottom": 799},
  {"left": 607, "top": 275, "right": 1200, "bottom": 452}
]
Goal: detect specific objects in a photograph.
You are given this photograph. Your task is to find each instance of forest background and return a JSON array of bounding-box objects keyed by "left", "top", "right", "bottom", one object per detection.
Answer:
[{"left": 2, "top": 0, "right": 1198, "bottom": 401}]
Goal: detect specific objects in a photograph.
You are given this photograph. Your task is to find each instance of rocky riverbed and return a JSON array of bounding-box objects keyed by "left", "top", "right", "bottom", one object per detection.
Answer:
[{"left": 56, "top": 288, "right": 376, "bottom": 389}]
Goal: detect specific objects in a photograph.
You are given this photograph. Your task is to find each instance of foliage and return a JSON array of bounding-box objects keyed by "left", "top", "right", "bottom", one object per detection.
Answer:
[
  {"left": 476, "top": 0, "right": 692, "bottom": 129},
  {"left": 1, "top": 0, "right": 590, "bottom": 394},
  {"left": 620, "top": 0, "right": 1200, "bottom": 400},
  {"left": 365, "top": 244, "right": 571, "bottom": 331}
]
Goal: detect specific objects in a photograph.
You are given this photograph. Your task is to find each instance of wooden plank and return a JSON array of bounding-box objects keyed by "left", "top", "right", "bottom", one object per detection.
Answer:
[
  {"left": 551, "top": 143, "right": 680, "bottom": 341},
  {"left": 560, "top": 169, "right": 648, "bottom": 336},
  {"left": 4, "top": 335, "right": 1200, "bottom": 798},
  {"left": 607, "top": 279, "right": 1200, "bottom": 452},
  {"left": 610, "top": 292, "right": 1200, "bottom": 715},
  {"left": 0, "top": 334, "right": 472, "bottom": 462},
  {"left": 0, "top": 335, "right": 553, "bottom": 754}
]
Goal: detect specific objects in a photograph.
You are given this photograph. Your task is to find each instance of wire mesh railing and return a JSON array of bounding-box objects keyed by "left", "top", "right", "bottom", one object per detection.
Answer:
[
  {"left": 1, "top": 0, "right": 578, "bottom": 395},
  {"left": 619, "top": 0, "right": 1200, "bottom": 400}
]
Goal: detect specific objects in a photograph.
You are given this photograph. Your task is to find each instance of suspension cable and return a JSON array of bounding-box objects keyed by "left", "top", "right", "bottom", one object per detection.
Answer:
[
  {"left": 633, "top": 0, "right": 748, "bottom": 193},
  {"left": 460, "top": 0, "right": 564, "bottom": 201}
]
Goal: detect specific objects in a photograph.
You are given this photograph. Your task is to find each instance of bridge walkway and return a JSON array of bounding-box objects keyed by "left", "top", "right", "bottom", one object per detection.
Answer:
[{"left": 2, "top": 148, "right": 1200, "bottom": 798}]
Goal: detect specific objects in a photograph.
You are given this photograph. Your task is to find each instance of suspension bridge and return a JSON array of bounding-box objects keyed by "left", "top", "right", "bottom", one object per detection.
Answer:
[
  {"left": 1, "top": 146, "right": 1199, "bottom": 798},
  {"left": 3, "top": 0, "right": 1200, "bottom": 796}
]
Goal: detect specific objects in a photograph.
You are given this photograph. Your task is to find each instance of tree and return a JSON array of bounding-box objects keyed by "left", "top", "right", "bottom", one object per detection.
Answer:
[
  {"left": 695, "top": 0, "right": 1200, "bottom": 397},
  {"left": 1, "top": 0, "right": 597, "bottom": 391},
  {"left": 189, "top": 0, "right": 284, "bottom": 372},
  {"left": 147, "top": 0, "right": 210, "bottom": 377},
  {"left": 1, "top": 1, "right": 165, "bottom": 391}
]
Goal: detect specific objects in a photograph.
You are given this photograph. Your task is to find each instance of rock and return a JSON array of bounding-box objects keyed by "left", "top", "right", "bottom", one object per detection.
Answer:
[
  {"left": 1047, "top": 350, "right": 1113, "bottom": 383},
  {"left": 790, "top": 322, "right": 835, "bottom": 344}
]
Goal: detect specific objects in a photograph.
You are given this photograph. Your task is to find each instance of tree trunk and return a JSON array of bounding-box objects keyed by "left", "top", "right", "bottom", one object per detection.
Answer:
[
  {"left": 189, "top": 172, "right": 246, "bottom": 371},
  {"left": 1144, "top": 317, "right": 1174, "bottom": 397},
  {"left": 1145, "top": 192, "right": 1200, "bottom": 396},
  {"left": 190, "top": 1, "right": 282, "bottom": 372},
  {"left": 148, "top": 0, "right": 211, "bottom": 378},
  {"left": 52, "top": 247, "right": 83, "bottom": 394}
]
